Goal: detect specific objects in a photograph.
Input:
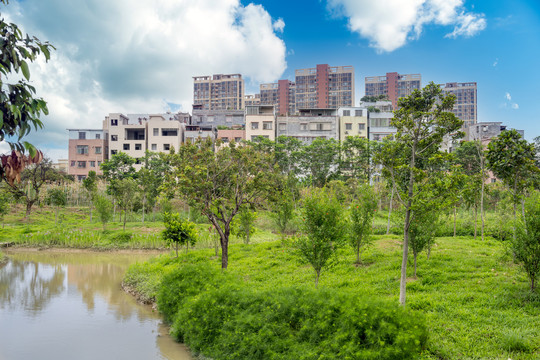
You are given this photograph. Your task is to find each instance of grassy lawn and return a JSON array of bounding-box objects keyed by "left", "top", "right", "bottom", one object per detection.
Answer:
[{"left": 126, "top": 235, "right": 540, "bottom": 359}]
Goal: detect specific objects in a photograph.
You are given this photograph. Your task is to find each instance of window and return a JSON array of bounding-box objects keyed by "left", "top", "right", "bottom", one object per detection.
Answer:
[
  {"left": 97, "top": 161, "right": 102, "bottom": 167},
  {"left": 221, "top": 137, "right": 229, "bottom": 143},
  {"left": 111, "top": 119, "right": 118, "bottom": 126},
  {"left": 279, "top": 123, "right": 286, "bottom": 131},
  {"left": 135, "top": 144, "right": 142, "bottom": 150},
  {"left": 95, "top": 133, "right": 101, "bottom": 140},
  {"left": 235, "top": 137, "right": 242, "bottom": 142},
  {"left": 163, "top": 144, "right": 170, "bottom": 151},
  {"left": 343, "top": 110, "right": 350, "bottom": 116},
  {"left": 300, "top": 123, "right": 308, "bottom": 131},
  {"left": 89, "top": 161, "right": 96, "bottom": 167},
  {"left": 263, "top": 122, "right": 273, "bottom": 130},
  {"left": 95, "top": 147, "right": 102, "bottom": 154},
  {"left": 359, "top": 123, "right": 365, "bottom": 131},
  {"left": 123, "top": 144, "right": 130, "bottom": 150},
  {"left": 111, "top": 135, "right": 118, "bottom": 141},
  {"left": 345, "top": 123, "right": 352, "bottom": 130},
  {"left": 111, "top": 150, "right": 117, "bottom": 155},
  {"left": 77, "top": 161, "right": 86, "bottom": 168},
  {"left": 251, "top": 122, "right": 259, "bottom": 130},
  {"left": 77, "top": 175, "right": 86, "bottom": 181},
  {"left": 76, "top": 145, "right": 88, "bottom": 155},
  {"left": 355, "top": 110, "right": 363, "bottom": 117},
  {"left": 151, "top": 144, "right": 157, "bottom": 151},
  {"left": 70, "top": 161, "right": 75, "bottom": 167},
  {"left": 153, "top": 128, "right": 159, "bottom": 136},
  {"left": 78, "top": 132, "right": 86, "bottom": 140}
]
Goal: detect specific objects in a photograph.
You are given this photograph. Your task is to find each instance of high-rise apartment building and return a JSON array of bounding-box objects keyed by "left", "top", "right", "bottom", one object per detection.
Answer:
[
  {"left": 441, "top": 82, "right": 477, "bottom": 128},
  {"left": 260, "top": 80, "right": 296, "bottom": 115},
  {"left": 365, "top": 72, "right": 421, "bottom": 110},
  {"left": 295, "top": 64, "right": 354, "bottom": 110},
  {"left": 244, "top": 94, "right": 260, "bottom": 107},
  {"left": 193, "top": 74, "right": 244, "bottom": 110}
]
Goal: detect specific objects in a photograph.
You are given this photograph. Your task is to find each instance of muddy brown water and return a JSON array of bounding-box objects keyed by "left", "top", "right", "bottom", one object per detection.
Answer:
[{"left": 0, "top": 250, "right": 192, "bottom": 360}]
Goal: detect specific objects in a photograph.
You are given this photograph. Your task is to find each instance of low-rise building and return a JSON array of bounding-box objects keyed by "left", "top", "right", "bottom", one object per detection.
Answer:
[
  {"left": 338, "top": 107, "right": 368, "bottom": 141},
  {"left": 67, "top": 129, "right": 108, "bottom": 180},
  {"left": 276, "top": 108, "right": 339, "bottom": 145},
  {"left": 245, "top": 105, "right": 276, "bottom": 142}
]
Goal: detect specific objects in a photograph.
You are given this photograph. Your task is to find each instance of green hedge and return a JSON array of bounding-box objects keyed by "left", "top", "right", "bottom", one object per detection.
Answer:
[{"left": 157, "top": 263, "right": 428, "bottom": 360}]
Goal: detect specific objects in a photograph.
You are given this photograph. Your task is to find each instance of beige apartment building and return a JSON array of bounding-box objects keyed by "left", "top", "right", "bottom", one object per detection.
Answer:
[
  {"left": 365, "top": 72, "right": 421, "bottom": 110},
  {"left": 103, "top": 112, "right": 187, "bottom": 169},
  {"left": 67, "top": 129, "right": 108, "bottom": 180},
  {"left": 193, "top": 73, "right": 244, "bottom": 110},
  {"left": 245, "top": 105, "right": 276, "bottom": 142},
  {"left": 338, "top": 107, "right": 368, "bottom": 141},
  {"left": 441, "top": 82, "right": 477, "bottom": 129}
]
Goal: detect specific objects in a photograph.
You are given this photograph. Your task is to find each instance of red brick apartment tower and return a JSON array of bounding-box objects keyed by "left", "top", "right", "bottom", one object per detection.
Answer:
[
  {"left": 365, "top": 72, "right": 421, "bottom": 110},
  {"left": 278, "top": 79, "right": 292, "bottom": 115},
  {"left": 316, "top": 64, "right": 329, "bottom": 108},
  {"left": 386, "top": 72, "right": 399, "bottom": 109}
]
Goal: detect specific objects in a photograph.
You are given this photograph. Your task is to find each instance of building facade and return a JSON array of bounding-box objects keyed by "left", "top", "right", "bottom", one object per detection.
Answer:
[
  {"left": 193, "top": 73, "right": 244, "bottom": 110},
  {"left": 361, "top": 100, "right": 396, "bottom": 141},
  {"left": 441, "top": 82, "right": 477, "bottom": 129},
  {"left": 295, "top": 64, "right": 354, "bottom": 110},
  {"left": 260, "top": 80, "right": 296, "bottom": 115},
  {"left": 365, "top": 72, "right": 421, "bottom": 110},
  {"left": 245, "top": 105, "right": 276, "bottom": 142},
  {"left": 244, "top": 94, "right": 260, "bottom": 107},
  {"left": 191, "top": 108, "right": 245, "bottom": 128},
  {"left": 276, "top": 108, "right": 339, "bottom": 145},
  {"left": 337, "top": 107, "right": 368, "bottom": 141},
  {"left": 67, "top": 129, "right": 108, "bottom": 180}
]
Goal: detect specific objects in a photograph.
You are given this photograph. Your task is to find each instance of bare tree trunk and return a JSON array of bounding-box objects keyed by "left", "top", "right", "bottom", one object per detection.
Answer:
[
  {"left": 315, "top": 269, "right": 320, "bottom": 288},
  {"left": 386, "top": 185, "right": 394, "bottom": 235},
  {"left": 123, "top": 209, "right": 127, "bottom": 231}
]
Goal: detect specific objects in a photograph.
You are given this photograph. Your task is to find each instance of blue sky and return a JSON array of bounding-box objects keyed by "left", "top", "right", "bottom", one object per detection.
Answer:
[{"left": 1, "top": 0, "right": 539, "bottom": 160}]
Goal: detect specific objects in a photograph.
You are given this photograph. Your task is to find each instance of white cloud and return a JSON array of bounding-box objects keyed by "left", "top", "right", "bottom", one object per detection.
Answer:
[
  {"left": 505, "top": 92, "right": 512, "bottom": 101},
  {"left": 503, "top": 92, "right": 519, "bottom": 110},
  {"left": 493, "top": 58, "right": 498, "bottom": 67},
  {"left": 327, "top": 0, "right": 486, "bottom": 52},
  {"left": 2, "top": 0, "right": 287, "bottom": 160},
  {"left": 273, "top": 18, "right": 285, "bottom": 33},
  {"left": 512, "top": 103, "right": 519, "bottom": 110}
]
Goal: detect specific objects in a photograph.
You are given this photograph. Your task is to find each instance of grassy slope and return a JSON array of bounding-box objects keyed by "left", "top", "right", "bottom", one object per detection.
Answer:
[{"left": 126, "top": 235, "right": 540, "bottom": 360}]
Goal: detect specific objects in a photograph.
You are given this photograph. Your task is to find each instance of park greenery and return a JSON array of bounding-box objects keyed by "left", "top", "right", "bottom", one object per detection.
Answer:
[{"left": 2, "top": 83, "right": 540, "bottom": 358}]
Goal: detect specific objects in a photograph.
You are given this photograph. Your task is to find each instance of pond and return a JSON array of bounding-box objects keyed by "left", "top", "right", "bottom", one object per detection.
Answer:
[{"left": 0, "top": 250, "right": 192, "bottom": 360}]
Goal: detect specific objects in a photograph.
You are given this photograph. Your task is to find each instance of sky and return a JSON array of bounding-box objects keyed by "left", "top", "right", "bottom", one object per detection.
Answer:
[{"left": 1, "top": 0, "right": 539, "bottom": 161}]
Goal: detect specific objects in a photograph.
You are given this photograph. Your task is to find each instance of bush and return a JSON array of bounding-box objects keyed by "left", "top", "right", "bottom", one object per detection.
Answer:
[
  {"left": 112, "top": 231, "right": 132, "bottom": 243},
  {"left": 156, "top": 263, "right": 427, "bottom": 360}
]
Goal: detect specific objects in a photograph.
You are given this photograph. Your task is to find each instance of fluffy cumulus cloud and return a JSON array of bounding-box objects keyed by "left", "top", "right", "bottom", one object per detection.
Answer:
[
  {"left": 1, "top": 0, "right": 286, "bottom": 160},
  {"left": 327, "top": 0, "right": 486, "bottom": 52},
  {"left": 503, "top": 92, "right": 519, "bottom": 110}
]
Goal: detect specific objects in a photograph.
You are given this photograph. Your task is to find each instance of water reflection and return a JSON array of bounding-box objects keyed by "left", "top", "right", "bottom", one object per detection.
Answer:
[{"left": 0, "top": 251, "right": 191, "bottom": 360}]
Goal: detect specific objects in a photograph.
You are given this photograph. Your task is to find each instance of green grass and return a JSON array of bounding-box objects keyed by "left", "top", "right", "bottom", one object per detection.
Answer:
[{"left": 125, "top": 235, "right": 540, "bottom": 359}]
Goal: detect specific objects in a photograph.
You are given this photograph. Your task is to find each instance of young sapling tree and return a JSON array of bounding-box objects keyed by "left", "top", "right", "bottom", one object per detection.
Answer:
[
  {"left": 162, "top": 212, "right": 198, "bottom": 257},
  {"left": 349, "top": 183, "right": 378, "bottom": 264}
]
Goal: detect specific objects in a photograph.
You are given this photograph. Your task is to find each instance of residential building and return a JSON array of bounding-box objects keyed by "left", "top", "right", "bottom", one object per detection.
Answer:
[
  {"left": 441, "top": 82, "right": 477, "bottom": 129},
  {"left": 295, "top": 64, "right": 354, "bottom": 110},
  {"left": 337, "top": 107, "right": 368, "bottom": 141},
  {"left": 361, "top": 100, "right": 396, "bottom": 141},
  {"left": 365, "top": 72, "right": 421, "bottom": 110},
  {"left": 244, "top": 94, "right": 260, "bottom": 107},
  {"left": 191, "top": 107, "right": 245, "bottom": 128},
  {"left": 193, "top": 73, "right": 244, "bottom": 110},
  {"left": 184, "top": 125, "right": 216, "bottom": 144},
  {"left": 216, "top": 128, "right": 246, "bottom": 149},
  {"left": 53, "top": 159, "right": 69, "bottom": 174},
  {"left": 276, "top": 108, "right": 339, "bottom": 145},
  {"left": 260, "top": 79, "right": 296, "bottom": 115},
  {"left": 67, "top": 129, "right": 108, "bottom": 180},
  {"left": 103, "top": 112, "right": 187, "bottom": 169},
  {"left": 245, "top": 105, "right": 276, "bottom": 142}
]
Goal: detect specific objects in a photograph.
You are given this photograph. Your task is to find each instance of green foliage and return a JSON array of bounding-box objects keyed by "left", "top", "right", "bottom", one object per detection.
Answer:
[
  {"left": 111, "top": 177, "right": 138, "bottom": 231},
  {"left": 0, "top": 189, "right": 11, "bottom": 226},
  {"left": 232, "top": 208, "right": 257, "bottom": 244},
  {"left": 0, "top": 1, "right": 54, "bottom": 155},
  {"left": 294, "top": 188, "right": 346, "bottom": 286},
  {"left": 349, "top": 184, "right": 378, "bottom": 264},
  {"left": 111, "top": 231, "right": 132, "bottom": 244},
  {"left": 152, "top": 262, "right": 427, "bottom": 360},
  {"left": 513, "top": 192, "right": 540, "bottom": 291},
  {"left": 162, "top": 212, "right": 197, "bottom": 257},
  {"left": 361, "top": 94, "right": 389, "bottom": 102},
  {"left": 300, "top": 138, "right": 339, "bottom": 187},
  {"left": 82, "top": 171, "right": 98, "bottom": 196},
  {"left": 100, "top": 152, "right": 137, "bottom": 183},
  {"left": 94, "top": 194, "right": 112, "bottom": 230},
  {"left": 339, "top": 136, "right": 379, "bottom": 182}
]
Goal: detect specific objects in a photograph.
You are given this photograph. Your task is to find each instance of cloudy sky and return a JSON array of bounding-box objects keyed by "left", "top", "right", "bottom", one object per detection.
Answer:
[{"left": 1, "top": 0, "right": 539, "bottom": 160}]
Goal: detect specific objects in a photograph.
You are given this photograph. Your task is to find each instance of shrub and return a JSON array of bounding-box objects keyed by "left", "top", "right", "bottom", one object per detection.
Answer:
[{"left": 112, "top": 231, "right": 132, "bottom": 243}]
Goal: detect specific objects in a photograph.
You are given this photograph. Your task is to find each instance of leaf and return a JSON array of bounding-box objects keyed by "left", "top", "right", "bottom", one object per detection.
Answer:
[{"left": 20, "top": 60, "right": 30, "bottom": 80}]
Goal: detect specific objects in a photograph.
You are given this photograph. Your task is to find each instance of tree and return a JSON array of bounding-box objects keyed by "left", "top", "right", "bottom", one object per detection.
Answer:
[
  {"left": 0, "top": 189, "right": 11, "bottom": 227},
  {"left": 94, "top": 194, "right": 112, "bottom": 231},
  {"left": 300, "top": 138, "right": 339, "bottom": 187},
  {"left": 293, "top": 188, "right": 346, "bottom": 287},
  {"left": 0, "top": 0, "right": 54, "bottom": 184},
  {"left": 82, "top": 170, "right": 98, "bottom": 221},
  {"left": 487, "top": 130, "right": 538, "bottom": 237},
  {"left": 162, "top": 212, "right": 197, "bottom": 257},
  {"left": 100, "top": 152, "right": 136, "bottom": 221},
  {"left": 513, "top": 192, "right": 540, "bottom": 291},
  {"left": 349, "top": 184, "right": 378, "bottom": 264},
  {"left": 111, "top": 178, "right": 138, "bottom": 231},
  {"left": 46, "top": 187, "right": 67, "bottom": 224},
  {"left": 232, "top": 208, "right": 257, "bottom": 244},
  {"left": 5, "top": 158, "right": 62, "bottom": 217},
  {"left": 339, "top": 136, "right": 377, "bottom": 182},
  {"left": 167, "top": 139, "right": 278, "bottom": 269},
  {"left": 376, "top": 83, "right": 463, "bottom": 305}
]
